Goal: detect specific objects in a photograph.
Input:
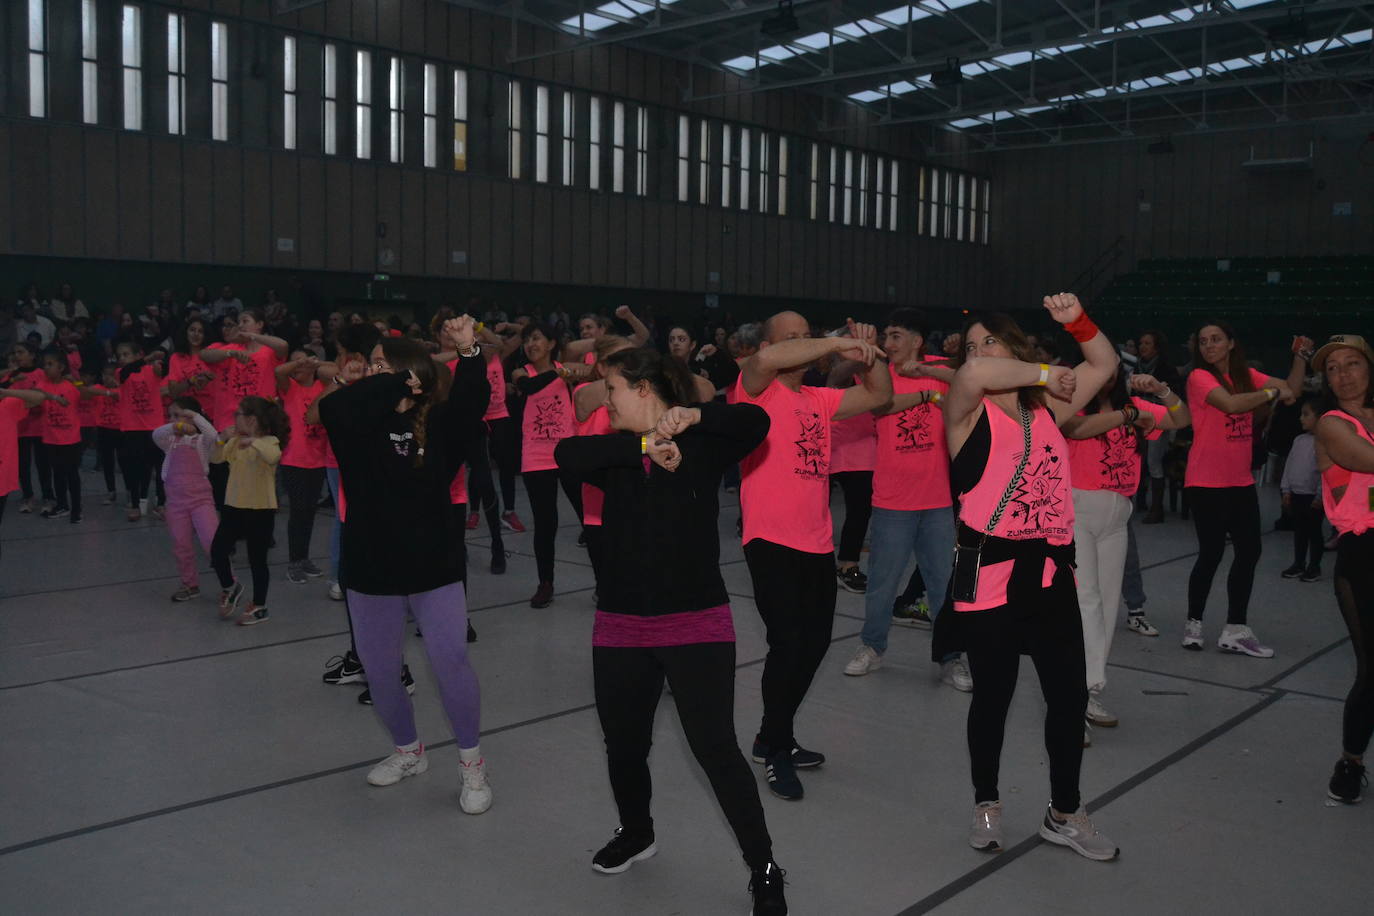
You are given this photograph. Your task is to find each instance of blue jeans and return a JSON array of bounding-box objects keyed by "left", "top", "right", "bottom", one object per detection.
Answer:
[
  {"left": 1122, "top": 519, "right": 1146, "bottom": 610},
  {"left": 326, "top": 467, "right": 342, "bottom": 582},
  {"left": 861, "top": 505, "right": 955, "bottom": 654}
]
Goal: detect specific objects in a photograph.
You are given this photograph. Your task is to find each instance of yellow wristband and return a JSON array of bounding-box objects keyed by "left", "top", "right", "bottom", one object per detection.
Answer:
[
  {"left": 1037, "top": 363, "right": 1050, "bottom": 386},
  {"left": 1167, "top": 401, "right": 1182, "bottom": 413},
  {"left": 929, "top": 391, "right": 943, "bottom": 404},
  {"left": 640, "top": 435, "right": 648, "bottom": 455}
]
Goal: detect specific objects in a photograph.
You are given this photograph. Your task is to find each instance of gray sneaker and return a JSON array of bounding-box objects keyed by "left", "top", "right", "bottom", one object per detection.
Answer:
[
  {"left": 286, "top": 563, "right": 309, "bottom": 585},
  {"left": 300, "top": 559, "right": 325, "bottom": 578},
  {"left": 1038, "top": 806, "right": 1119, "bottom": 861},
  {"left": 969, "top": 801, "right": 1002, "bottom": 852}
]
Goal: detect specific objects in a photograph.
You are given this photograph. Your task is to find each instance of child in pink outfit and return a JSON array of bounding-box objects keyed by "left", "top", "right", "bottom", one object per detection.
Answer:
[{"left": 154, "top": 396, "right": 220, "bottom": 602}]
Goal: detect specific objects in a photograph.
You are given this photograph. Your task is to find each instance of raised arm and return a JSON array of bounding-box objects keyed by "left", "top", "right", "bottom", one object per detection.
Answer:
[
  {"left": 1317, "top": 413, "right": 1374, "bottom": 474},
  {"left": 574, "top": 379, "right": 609, "bottom": 422},
  {"left": 1043, "top": 293, "right": 1119, "bottom": 425},
  {"left": 1204, "top": 381, "right": 1287, "bottom": 415},
  {"left": 241, "top": 331, "right": 289, "bottom": 361},
  {"left": 944, "top": 358, "right": 1076, "bottom": 434},
  {"left": 1130, "top": 373, "right": 1190, "bottom": 430},
  {"left": 0, "top": 387, "right": 46, "bottom": 409},
  {"left": 615, "top": 305, "right": 650, "bottom": 346},
  {"left": 740, "top": 336, "right": 845, "bottom": 397}
]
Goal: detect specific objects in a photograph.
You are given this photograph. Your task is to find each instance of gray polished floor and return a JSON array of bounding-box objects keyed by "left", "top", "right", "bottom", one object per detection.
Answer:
[{"left": 0, "top": 475, "right": 1364, "bottom": 915}]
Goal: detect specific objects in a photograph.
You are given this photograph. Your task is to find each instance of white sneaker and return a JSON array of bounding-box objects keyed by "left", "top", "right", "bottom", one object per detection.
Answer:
[
  {"left": 1126, "top": 613, "right": 1159, "bottom": 637},
  {"left": 1039, "top": 806, "right": 1119, "bottom": 861},
  {"left": 367, "top": 747, "right": 428, "bottom": 786},
  {"left": 1083, "top": 723, "right": 1093, "bottom": 748},
  {"left": 1181, "top": 618, "right": 1204, "bottom": 651},
  {"left": 459, "top": 758, "right": 493, "bottom": 814},
  {"left": 1217, "top": 624, "right": 1274, "bottom": 659},
  {"left": 1085, "top": 696, "right": 1118, "bottom": 728},
  {"left": 844, "top": 645, "right": 882, "bottom": 676},
  {"left": 328, "top": 581, "right": 343, "bottom": 601},
  {"left": 968, "top": 801, "right": 1003, "bottom": 851},
  {"left": 941, "top": 657, "right": 973, "bottom": 692}
]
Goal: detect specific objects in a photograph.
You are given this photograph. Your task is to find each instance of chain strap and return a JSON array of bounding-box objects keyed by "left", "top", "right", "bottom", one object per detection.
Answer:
[{"left": 982, "top": 401, "right": 1033, "bottom": 535}]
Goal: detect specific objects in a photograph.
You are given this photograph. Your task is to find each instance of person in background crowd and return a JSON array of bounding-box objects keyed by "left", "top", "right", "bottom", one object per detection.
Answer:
[
  {"left": 1136, "top": 330, "right": 1182, "bottom": 523},
  {"left": 1280, "top": 397, "right": 1324, "bottom": 582},
  {"left": 212, "top": 286, "right": 244, "bottom": 320},
  {"left": 16, "top": 301, "right": 56, "bottom": 349},
  {"left": 50, "top": 283, "right": 88, "bottom": 323}
]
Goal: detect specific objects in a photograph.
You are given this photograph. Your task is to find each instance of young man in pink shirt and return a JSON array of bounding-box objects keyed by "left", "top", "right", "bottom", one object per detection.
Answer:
[{"left": 733, "top": 311, "right": 892, "bottom": 801}]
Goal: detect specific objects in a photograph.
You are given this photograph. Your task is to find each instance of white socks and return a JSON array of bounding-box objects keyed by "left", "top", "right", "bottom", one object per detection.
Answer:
[{"left": 458, "top": 745, "right": 482, "bottom": 765}]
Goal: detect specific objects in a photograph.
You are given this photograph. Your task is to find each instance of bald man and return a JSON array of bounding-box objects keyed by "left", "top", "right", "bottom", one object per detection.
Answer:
[{"left": 732, "top": 311, "right": 893, "bottom": 800}]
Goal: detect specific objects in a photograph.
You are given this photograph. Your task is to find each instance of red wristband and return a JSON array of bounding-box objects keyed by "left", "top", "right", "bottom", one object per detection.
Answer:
[{"left": 1064, "top": 312, "right": 1099, "bottom": 343}]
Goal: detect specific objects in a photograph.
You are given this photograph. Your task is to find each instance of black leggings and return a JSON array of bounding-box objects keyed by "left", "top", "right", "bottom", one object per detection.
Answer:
[
  {"left": 1288, "top": 494, "right": 1325, "bottom": 571},
  {"left": 832, "top": 470, "right": 873, "bottom": 565},
  {"left": 523, "top": 468, "right": 582, "bottom": 584},
  {"left": 962, "top": 564, "right": 1087, "bottom": 813},
  {"left": 119, "top": 430, "right": 166, "bottom": 508},
  {"left": 465, "top": 427, "right": 506, "bottom": 550},
  {"left": 280, "top": 465, "right": 325, "bottom": 563},
  {"left": 1335, "top": 532, "right": 1374, "bottom": 757},
  {"left": 18, "top": 436, "right": 52, "bottom": 502},
  {"left": 487, "top": 417, "right": 519, "bottom": 509},
  {"left": 46, "top": 442, "right": 84, "bottom": 516},
  {"left": 211, "top": 506, "right": 275, "bottom": 605},
  {"left": 744, "top": 539, "right": 837, "bottom": 750},
  {"left": 96, "top": 427, "right": 120, "bottom": 494},
  {"left": 1186, "top": 485, "right": 1261, "bottom": 624},
  {"left": 594, "top": 640, "right": 772, "bottom": 868}
]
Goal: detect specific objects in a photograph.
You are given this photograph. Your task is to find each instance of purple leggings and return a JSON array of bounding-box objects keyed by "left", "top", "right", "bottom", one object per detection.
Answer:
[{"left": 347, "top": 581, "right": 481, "bottom": 749}]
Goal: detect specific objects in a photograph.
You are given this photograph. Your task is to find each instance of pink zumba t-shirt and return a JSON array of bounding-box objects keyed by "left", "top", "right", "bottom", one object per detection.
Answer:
[
  {"left": 830, "top": 408, "right": 877, "bottom": 474},
  {"left": 873, "top": 366, "right": 951, "bottom": 511},
  {"left": 280, "top": 378, "right": 329, "bottom": 469},
  {"left": 1185, "top": 367, "right": 1270, "bottom": 488},
  {"left": 1067, "top": 396, "right": 1167, "bottom": 498},
  {"left": 521, "top": 363, "right": 575, "bottom": 473},
  {"left": 1322, "top": 410, "right": 1374, "bottom": 537},
  {"left": 117, "top": 365, "right": 164, "bottom": 431},
  {"left": 575, "top": 395, "right": 613, "bottom": 526},
  {"left": 13, "top": 370, "right": 44, "bottom": 438},
  {"left": 483, "top": 357, "right": 510, "bottom": 421},
  {"left": 0, "top": 398, "right": 27, "bottom": 496},
  {"left": 734, "top": 377, "right": 845, "bottom": 554},
  {"left": 36, "top": 378, "right": 82, "bottom": 446}
]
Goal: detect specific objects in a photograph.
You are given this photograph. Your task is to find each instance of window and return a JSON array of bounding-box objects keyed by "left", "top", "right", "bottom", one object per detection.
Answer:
[
  {"left": 738, "top": 128, "right": 750, "bottom": 211},
  {"left": 677, "top": 115, "right": 690, "bottom": 202},
  {"left": 28, "top": 0, "right": 46, "bottom": 118},
  {"left": 355, "top": 50, "right": 372, "bottom": 159},
  {"left": 927, "top": 167, "right": 942, "bottom": 237},
  {"left": 210, "top": 21, "right": 228, "bottom": 140},
  {"left": 942, "top": 170, "right": 954, "bottom": 238},
  {"left": 698, "top": 121, "right": 710, "bottom": 206},
  {"left": 778, "top": 137, "right": 789, "bottom": 217},
  {"left": 842, "top": 150, "right": 854, "bottom": 226},
  {"left": 980, "top": 177, "right": 991, "bottom": 244},
  {"left": 81, "top": 0, "right": 97, "bottom": 124},
  {"left": 452, "top": 69, "right": 468, "bottom": 171},
  {"left": 635, "top": 108, "right": 648, "bottom": 197},
  {"left": 611, "top": 101, "right": 625, "bottom": 193},
  {"left": 422, "top": 63, "right": 437, "bottom": 167},
  {"left": 963, "top": 175, "right": 975, "bottom": 242},
  {"left": 758, "top": 133, "right": 771, "bottom": 213},
  {"left": 954, "top": 173, "right": 967, "bottom": 241},
  {"left": 720, "top": 125, "right": 732, "bottom": 208},
  {"left": 322, "top": 44, "right": 338, "bottom": 155},
  {"left": 561, "top": 92, "right": 574, "bottom": 186},
  {"left": 589, "top": 97, "right": 602, "bottom": 190},
  {"left": 828, "top": 148, "right": 837, "bottom": 222},
  {"left": 917, "top": 167, "right": 927, "bottom": 235},
  {"left": 857, "top": 153, "right": 868, "bottom": 227},
  {"left": 166, "top": 14, "right": 185, "bottom": 134},
  {"left": 808, "top": 143, "right": 818, "bottom": 220},
  {"left": 889, "top": 161, "right": 899, "bottom": 231},
  {"left": 506, "top": 80, "right": 521, "bottom": 179},
  {"left": 873, "top": 157, "right": 884, "bottom": 230},
  {"left": 535, "top": 85, "right": 549, "bottom": 183},
  {"left": 387, "top": 56, "right": 404, "bottom": 163},
  {"left": 121, "top": 5, "right": 142, "bottom": 130},
  {"left": 283, "top": 37, "right": 297, "bottom": 150}
]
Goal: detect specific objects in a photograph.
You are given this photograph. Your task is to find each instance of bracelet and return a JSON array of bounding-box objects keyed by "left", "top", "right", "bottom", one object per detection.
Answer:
[
  {"left": 640, "top": 435, "right": 649, "bottom": 455},
  {"left": 1167, "top": 400, "right": 1182, "bottom": 413},
  {"left": 1036, "top": 363, "right": 1050, "bottom": 386},
  {"left": 1063, "top": 312, "right": 1100, "bottom": 343},
  {"left": 1266, "top": 387, "right": 1278, "bottom": 402},
  {"left": 458, "top": 345, "right": 480, "bottom": 359},
  {"left": 929, "top": 391, "right": 943, "bottom": 404}
]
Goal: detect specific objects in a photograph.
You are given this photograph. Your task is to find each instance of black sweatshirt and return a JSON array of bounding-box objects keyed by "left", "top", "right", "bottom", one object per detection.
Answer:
[
  {"left": 554, "top": 402, "right": 769, "bottom": 615},
  {"left": 319, "top": 359, "right": 489, "bottom": 596}
]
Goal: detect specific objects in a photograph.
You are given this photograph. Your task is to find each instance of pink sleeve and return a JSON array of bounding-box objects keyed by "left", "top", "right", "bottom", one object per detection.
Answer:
[
  {"left": 819, "top": 385, "right": 846, "bottom": 418},
  {"left": 1250, "top": 368, "right": 1273, "bottom": 389},
  {"left": 1186, "top": 368, "right": 1218, "bottom": 404}
]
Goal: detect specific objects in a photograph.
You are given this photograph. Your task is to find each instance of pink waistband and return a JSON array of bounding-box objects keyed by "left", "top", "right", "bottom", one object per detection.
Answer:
[{"left": 592, "top": 605, "right": 735, "bottom": 648}]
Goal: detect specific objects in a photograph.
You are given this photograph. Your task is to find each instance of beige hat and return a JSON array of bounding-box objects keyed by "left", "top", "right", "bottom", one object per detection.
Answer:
[{"left": 1312, "top": 334, "right": 1374, "bottom": 374}]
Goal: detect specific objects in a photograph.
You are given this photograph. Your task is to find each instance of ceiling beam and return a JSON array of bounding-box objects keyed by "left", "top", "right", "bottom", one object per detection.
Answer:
[{"left": 684, "top": 0, "right": 1373, "bottom": 102}]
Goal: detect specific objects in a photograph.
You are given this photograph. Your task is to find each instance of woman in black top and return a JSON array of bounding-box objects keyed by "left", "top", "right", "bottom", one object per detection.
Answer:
[
  {"left": 318, "top": 317, "right": 495, "bottom": 814},
  {"left": 554, "top": 348, "right": 787, "bottom": 916}
]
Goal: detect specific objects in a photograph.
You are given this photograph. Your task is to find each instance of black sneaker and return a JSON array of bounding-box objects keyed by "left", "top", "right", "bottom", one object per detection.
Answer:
[
  {"left": 751, "top": 738, "right": 825, "bottom": 769},
  {"left": 836, "top": 566, "right": 867, "bottom": 594},
  {"left": 358, "top": 665, "right": 416, "bottom": 705},
  {"left": 42, "top": 507, "right": 70, "bottom": 519},
  {"left": 764, "top": 751, "right": 803, "bottom": 800},
  {"left": 591, "top": 827, "right": 657, "bottom": 874},
  {"left": 491, "top": 550, "right": 507, "bottom": 575},
  {"left": 467, "top": 621, "right": 477, "bottom": 643},
  {"left": 1300, "top": 566, "right": 1322, "bottom": 583},
  {"left": 1328, "top": 757, "right": 1367, "bottom": 804},
  {"left": 748, "top": 861, "right": 788, "bottom": 915},
  {"left": 1281, "top": 564, "right": 1304, "bottom": 579},
  {"left": 577, "top": 530, "right": 587, "bottom": 548},
  {"left": 322, "top": 650, "right": 366, "bottom": 685}
]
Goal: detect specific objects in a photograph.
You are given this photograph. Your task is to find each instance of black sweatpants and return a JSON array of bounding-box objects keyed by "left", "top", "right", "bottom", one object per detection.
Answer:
[
  {"left": 593, "top": 639, "right": 773, "bottom": 868},
  {"left": 1186, "top": 485, "right": 1261, "bottom": 624},
  {"left": 832, "top": 470, "right": 873, "bottom": 565},
  {"left": 488, "top": 416, "right": 519, "bottom": 509},
  {"left": 119, "top": 430, "right": 165, "bottom": 508},
  {"left": 961, "top": 562, "right": 1088, "bottom": 814},
  {"left": 744, "top": 539, "right": 837, "bottom": 750},
  {"left": 1288, "top": 493, "right": 1325, "bottom": 571},
  {"left": 208, "top": 461, "right": 229, "bottom": 511},
  {"left": 1335, "top": 532, "right": 1374, "bottom": 757},
  {"left": 47, "top": 442, "right": 84, "bottom": 516},
  {"left": 465, "top": 426, "right": 506, "bottom": 552},
  {"left": 281, "top": 465, "right": 325, "bottom": 563},
  {"left": 96, "top": 427, "right": 120, "bottom": 495},
  {"left": 18, "top": 435, "right": 52, "bottom": 502},
  {"left": 211, "top": 506, "right": 275, "bottom": 606},
  {"left": 523, "top": 468, "right": 583, "bottom": 584}
]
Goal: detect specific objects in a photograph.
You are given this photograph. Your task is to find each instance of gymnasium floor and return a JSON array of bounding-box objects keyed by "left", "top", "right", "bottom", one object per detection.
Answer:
[{"left": 0, "top": 477, "right": 1365, "bottom": 915}]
